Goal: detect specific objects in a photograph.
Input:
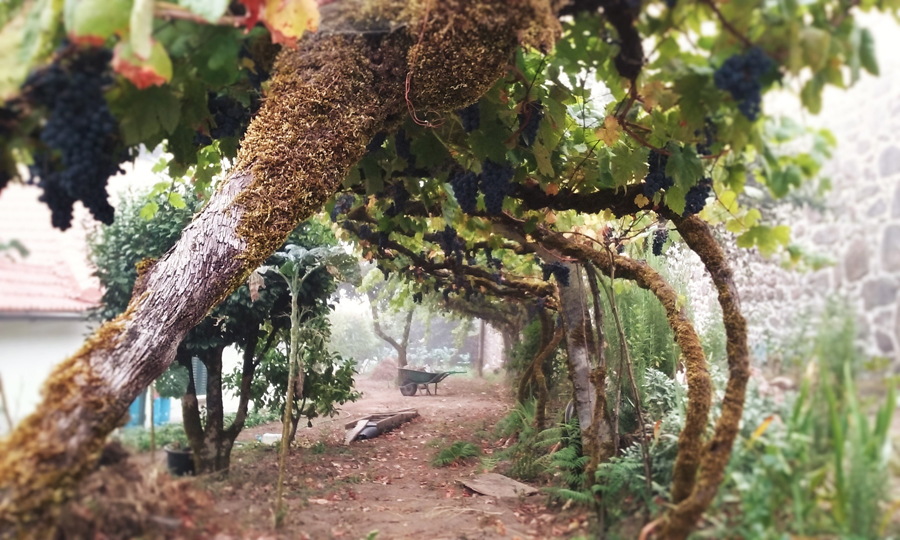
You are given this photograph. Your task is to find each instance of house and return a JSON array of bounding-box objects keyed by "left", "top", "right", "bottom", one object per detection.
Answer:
[{"left": 0, "top": 183, "right": 180, "bottom": 435}]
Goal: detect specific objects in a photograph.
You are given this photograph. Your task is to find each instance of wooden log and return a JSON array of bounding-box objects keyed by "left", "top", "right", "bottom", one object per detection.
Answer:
[{"left": 342, "top": 408, "right": 416, "bottom": 429}]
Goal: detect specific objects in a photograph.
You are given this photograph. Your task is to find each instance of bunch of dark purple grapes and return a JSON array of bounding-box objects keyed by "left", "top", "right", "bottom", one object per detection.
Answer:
[
  {"left": 24, "top": 48, "right": 123, "bottom": 229},
  {"left": 652, "top": 228, "right": 668, "bottom": 256},
  {"left": 683, "top": 177, "right": 713, "bottom": 216},
  {"left": 457, "top": 103, "right": 480, "bottom": 133},
  {"left": 541, "top": 261, "right": 571, "bottom": 287},
  {"left": 385, "top": 182, "right": 409, "bottom": 217},
  {"left": 437, "top": 225, "right": 466, "bottom": 264},
  {"left": 208, "top": 93, "right": 251, "bottom": 139},
  {"left": 449, "top": 169, "right": 479, "bottom": 214},
  {"left": 518, "top": 100, "right": 544, "bottom": 148},
  {"left": 480, "top": 159, "right": 515, "bottom": 215},
  {"left": 713, "top": 48, "right": 774, "bottom": 121},
  {"left": 330, "top": 193, "right": 355, "bottom": 222},
  {"left": 643, "top": 149, "right": 674, "bottom": 199},
  {"left": 695, "top": 118, "right": 717, "bottom": 156}
]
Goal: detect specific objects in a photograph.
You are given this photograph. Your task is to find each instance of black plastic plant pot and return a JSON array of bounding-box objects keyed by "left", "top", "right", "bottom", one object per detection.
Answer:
[
  {"left": 356, "top": 421, "right": 381, "bottom": 440},
  {"left": 165, "top": 447, "right": 195, "bottom": 476}
]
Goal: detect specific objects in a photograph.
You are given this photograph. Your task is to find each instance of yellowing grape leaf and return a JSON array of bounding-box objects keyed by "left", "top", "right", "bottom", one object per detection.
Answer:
[
  {"left": 64, "top": 0, "right": 131, "bottom": 45},
  {"left": 113, "top": 40, "right": 173, "bottom": 89},
  {"left": 239, "top": 0, "right": 319, "bottom": 47},
  {"left": 595, "top": 115, "right": 620, "bottom": 146},
  {"left": 634, "top": 193, "right": 650, "bottom": 208},
  {"left": 640, "top": 80, "right": 676, "bottom": 111}
]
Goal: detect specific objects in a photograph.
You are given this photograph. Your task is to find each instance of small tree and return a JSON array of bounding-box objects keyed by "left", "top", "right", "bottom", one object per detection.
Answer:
[
  {"left": 259, "top": 244, "right": 360, "bottom": 526},
  {"left": 89, "top": 187, "right": 339, "bottom": 473}
]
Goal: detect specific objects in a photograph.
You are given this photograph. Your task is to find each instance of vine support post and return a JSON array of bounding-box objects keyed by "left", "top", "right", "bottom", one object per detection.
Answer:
[
  {"left": 275, "top": 270, "right": 302, "bottom": 528},
  {"left": 149, "top": 383, "right": 156, "bottom": 461},
  {"left": 0, "top": 374, "right": 13, "bottom": 432}
]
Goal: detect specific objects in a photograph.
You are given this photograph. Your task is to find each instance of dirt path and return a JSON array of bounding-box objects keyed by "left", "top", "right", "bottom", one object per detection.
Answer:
[{"left": 196, "top": 375, "right": 591, "bottom": 540}]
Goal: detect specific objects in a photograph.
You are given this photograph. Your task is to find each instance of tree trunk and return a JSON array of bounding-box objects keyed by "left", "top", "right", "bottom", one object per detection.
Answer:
[
  {"left": 477, "top": 319, "right": 486, "bottom": 377},
  {"left": 368, "top": 291, "right": 414, "bottom": 368},
  {"left": 556, "top": 263, "right": 616, "bottom": 480},
  {"left": 532, "top": 323, "right": 563, "bottom": 431},
  {"left": 517, "top": 308, "right": 553, "bottom": 404},
  {"left": 657, "top": 215, "right": 750, "bottom": 540},
  {"left": 0, "top": 4, "right": 554, "bottom": 528},
  {"left": 181, "top": 346, "right": 236, "bottom": 473},
  {"left": 512, "top": 219, "right": 713, "bottom": 516}
]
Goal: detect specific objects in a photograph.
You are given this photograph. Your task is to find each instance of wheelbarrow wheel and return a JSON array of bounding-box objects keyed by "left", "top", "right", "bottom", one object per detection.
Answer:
[{"left": 400, "top": 383, "right": 418, "bottom": 396}]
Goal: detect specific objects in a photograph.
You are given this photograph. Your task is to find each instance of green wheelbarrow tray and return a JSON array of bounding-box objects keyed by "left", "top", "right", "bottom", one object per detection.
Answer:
[{"left": 398, "top": 368, "right": 466, "bottom": 396}]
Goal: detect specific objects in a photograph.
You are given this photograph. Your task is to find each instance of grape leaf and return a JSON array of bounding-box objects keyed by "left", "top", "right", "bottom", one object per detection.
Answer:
[
  {"left": 112, "top": 40, "right": 173, "bottom": 90},
  {"left": 167, "top": 192, "right": 186, "bottom": 209},
  {"left": 859, "top": 28, "right": 879, "bottom": 76},
  {"left": 64, "top": 0, "right": 129, "bottom": 45},
  {"left": 610, "top": 144, "right": 649, "bottom": 189},
  {"left": 129, "top": 0, "right": 153, "bottom": 59},
  {"left": 799, "top": 26, "right": 830, "bottom": 71},
  {"left": 532, "top": 140, "right": 554, "bottom": 176},
  {"left": 110, "top": 83, "right": 180, "bottom": 146},
  {"left": 665, "top": 144, "right": 704, "bottom": 191},
  {"left": 177, "top": 0, "right": 229, "bottom": 22},
  {"left": 139, "top": 201, "right": 159, "bottom": 220},
  {"left": 737, "top": 225, "right": 791, "bottom": 256},
  {"left": 242, "top": 0, "right": 319, "bottom": 48}
]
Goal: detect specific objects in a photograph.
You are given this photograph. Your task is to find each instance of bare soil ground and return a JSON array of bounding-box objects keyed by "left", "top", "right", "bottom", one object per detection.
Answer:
[
  {"left": 210, "top": 376, "right": 591, "bottom": 539},
  {"left": 107, "top": 375, "right": 592, "bottom": 540}
]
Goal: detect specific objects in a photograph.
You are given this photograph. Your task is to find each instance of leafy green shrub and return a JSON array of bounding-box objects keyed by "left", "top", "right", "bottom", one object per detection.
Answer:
[
  {"left": 433, "top": 441, "right": 480, "bottom": 467},
  {"left": 706, "top": 308, "right": 896, "bottom": 539},
  {"left": 116, "top": 423, "right": 189, "bottom": 452}
]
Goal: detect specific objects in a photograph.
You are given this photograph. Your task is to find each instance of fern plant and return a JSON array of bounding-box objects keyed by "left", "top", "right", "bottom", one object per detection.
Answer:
[
  {"left": 537, "top": 418, "right": 588, "bottom": 490},
  {"left": 433, "top": 441, "right": 480, "bottom": 467}
]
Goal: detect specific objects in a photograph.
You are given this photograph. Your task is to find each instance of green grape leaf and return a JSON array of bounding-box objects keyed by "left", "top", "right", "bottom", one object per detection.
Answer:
[
  {"left": 411, "top": 130, "right": 449, "bottom": 170},
  {"left": 110, "top": 83, "right": 180, "bottom": 146},
  {"left": 167, "top": 192, "right": 186, "bottom": 209},
  {"left": 800, "top": 75, "right": 824, "bottom": 114},
  {"left": 800, "top": 26, "right": 831, "bottom": 71},
  {"left": 139, "top": 201, "right": 159, "bottom": 220},
  {"left": 665, "top": 144, "right": 704, "bottom": 191},
  {"left": 532, "top": 140, "right": 554, "bottom": 177},
  {"left": 767, "top": 165, "right": 803, "bottom": 198},
  {"left": 64, "top": 0, "right": 131, "bottom": 44},
  {"left": 610, "top": 144, "right": 649, "bottom": 189},
  {"left": 737, "top": 225, "right": 791, "bottom": 256},
  {"left": 859, "top": 28, "right": 879, "bottom": 76}
]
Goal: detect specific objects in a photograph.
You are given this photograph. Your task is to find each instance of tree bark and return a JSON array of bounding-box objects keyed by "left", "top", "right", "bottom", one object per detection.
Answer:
[
  {"left": 517, "top": 308, "right": 553, "bottom": 404},
  {"left": 368, "top": 290, "right": 414, "bottom": 368},
  {"left": 476, "top": 319, "right": 486, "bottom": 378},
  {"left": 656, "top": 215, "right": 750, "bottom": 540},
  {"left": 511, "top": 220, "right": 712, "bottom": 512},
  {"left": 0, "top": 2, "right": 554, "bottom": 530},
  {"left": 556, "top": 263, "right": 616, "bottom": 479}
]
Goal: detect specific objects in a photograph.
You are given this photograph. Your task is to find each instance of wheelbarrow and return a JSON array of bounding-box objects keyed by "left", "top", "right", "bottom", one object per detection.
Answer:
[{"left": 398, "top": 368, "right": 465, "bottom": 396}]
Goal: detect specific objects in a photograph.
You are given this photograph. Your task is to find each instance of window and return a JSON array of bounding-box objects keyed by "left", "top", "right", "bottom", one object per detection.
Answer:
[{"left": 190, "top": 357, "right": 208, "bottom": 397}]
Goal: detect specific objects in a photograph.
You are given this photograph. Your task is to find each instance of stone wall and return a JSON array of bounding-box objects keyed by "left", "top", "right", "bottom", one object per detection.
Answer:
[{"left": 672, "top": 14, "right": 900, "bottom": 365}]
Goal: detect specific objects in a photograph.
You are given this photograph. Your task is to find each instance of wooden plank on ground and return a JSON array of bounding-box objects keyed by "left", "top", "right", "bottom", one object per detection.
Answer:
[
  {"left": 343, "top": 408, "right": 417, "bottom": 429},
  {"left": 344, "top": 419, "right": 369, "bottom": 445},
  {"left": 373, "top": 411, "right": 418, "bottom": 432},
  {"left": 460, "top": 474, "right": 539, "bottom": 498}
]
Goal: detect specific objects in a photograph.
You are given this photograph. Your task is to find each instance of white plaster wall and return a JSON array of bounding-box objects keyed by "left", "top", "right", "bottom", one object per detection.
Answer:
[{"left": 0, "top": 317, "right": 93, "bottom": 435}]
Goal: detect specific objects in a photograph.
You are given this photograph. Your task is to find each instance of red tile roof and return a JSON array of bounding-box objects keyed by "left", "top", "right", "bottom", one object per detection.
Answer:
[{"left": 0, "top": 184, "right": 102, "bottom": 315}]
